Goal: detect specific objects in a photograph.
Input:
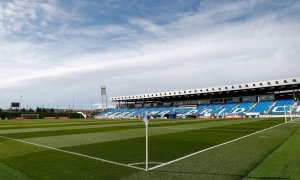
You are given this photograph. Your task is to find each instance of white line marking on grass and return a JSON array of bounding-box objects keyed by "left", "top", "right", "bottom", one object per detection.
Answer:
[
  {"left": 0, "top": 135, "right": 146, "bottom": 171},
  {"left": 128, "top": 162, "right": 163, "bottom": 166},
  {"left": 149, "top": 122, "right": 287, "bottom": 171}
]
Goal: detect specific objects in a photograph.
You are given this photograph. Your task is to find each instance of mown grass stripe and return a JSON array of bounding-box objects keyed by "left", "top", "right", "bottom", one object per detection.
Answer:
[
  {"left": 19, "top": 118, "right": 278, "bottom": 148},
  {"left": 0, "top": 119, "right": 137, "bottom": 128},
  {"left": 245, "top": 122, "right": 300, "bottom": 179},
  {"left": 0, "top": 120, "right": 142, "bottom": 130},
  {"left": 0, "top": 119, "right": 233, "bottom": 139},
  {"left": 149, "top": 121, "right": 285, "bottom": 171},
  {"left": 60, "top": 119, "right": 283, "bottom": 166},
  {"left": 0, "top": 161, "right": 33, "bottom": 180},
  {"left": 0, "top": 135, "right": 146, "bottom": 171}
]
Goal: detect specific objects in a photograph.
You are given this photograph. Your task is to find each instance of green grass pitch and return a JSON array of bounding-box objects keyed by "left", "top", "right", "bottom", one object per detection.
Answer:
[{"left": 0, "top": 117, "right": 300, "bottom": 179}]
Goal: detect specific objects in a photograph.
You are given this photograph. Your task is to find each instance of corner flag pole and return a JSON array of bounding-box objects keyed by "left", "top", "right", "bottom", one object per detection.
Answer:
[
  {"left": 146, "top": 120, "right": 148, "bottom": 171},
  {"left": 143, "top": 112, "right": 149, "bottom": 171}
]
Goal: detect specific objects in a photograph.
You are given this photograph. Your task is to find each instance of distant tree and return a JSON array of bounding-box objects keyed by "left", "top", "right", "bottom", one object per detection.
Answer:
[{"left": 36, "top": 107, "right": 42, "bottom": 113}]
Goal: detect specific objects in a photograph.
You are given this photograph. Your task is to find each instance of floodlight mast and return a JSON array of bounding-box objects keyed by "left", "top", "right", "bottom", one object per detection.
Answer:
[{"left": 101, "top": 86, "right": 107, "bottom": 110}]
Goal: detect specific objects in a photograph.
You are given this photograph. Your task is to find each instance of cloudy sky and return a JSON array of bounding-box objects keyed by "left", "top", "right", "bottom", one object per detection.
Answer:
[{"left": 0, "top": 0, "right": 300, "bottom": 109}]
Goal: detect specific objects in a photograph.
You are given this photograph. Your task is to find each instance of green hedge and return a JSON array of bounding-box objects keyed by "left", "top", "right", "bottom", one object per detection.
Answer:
[{"left": 0, "top": 112, "right": 82, "bottom": 120}]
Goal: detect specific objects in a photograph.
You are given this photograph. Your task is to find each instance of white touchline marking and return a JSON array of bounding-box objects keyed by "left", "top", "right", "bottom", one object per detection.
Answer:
[
  {"left": 203, "top": 129, "right": 257, "bottom": 132},
  {"left": 0, "top": 135, "right": 146, "bottom": 171},
  {"left": 128, "top": 162, "right": 163, "bottom": 166},
  {"left": 149, "top": 122, "right": 287, "bottom": 171}
]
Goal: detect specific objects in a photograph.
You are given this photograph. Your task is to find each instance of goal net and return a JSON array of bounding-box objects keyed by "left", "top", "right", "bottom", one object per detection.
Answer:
[
  {"left": 285, "top": 106, "right": 300, "bottom": 123},
  {"left": 21, "top": 114, "right": 40, "bottom": 120}
]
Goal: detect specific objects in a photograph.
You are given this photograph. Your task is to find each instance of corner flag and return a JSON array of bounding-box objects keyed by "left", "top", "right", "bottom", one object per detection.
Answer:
[
  {"left": 143, "top": 111, "right": 149, "bottom": 125},
  {"left": 143, "top": 111, "right": 149, "bottom": 171}
]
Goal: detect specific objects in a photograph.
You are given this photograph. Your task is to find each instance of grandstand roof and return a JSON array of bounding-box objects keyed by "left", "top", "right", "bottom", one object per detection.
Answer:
[{"left": 111, "top": 77, "right": 300, "bottom": 102}]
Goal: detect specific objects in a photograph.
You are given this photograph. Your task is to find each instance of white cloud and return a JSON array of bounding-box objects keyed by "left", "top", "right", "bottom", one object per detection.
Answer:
[{"left": 0, "top": 0, "right": 299, "bottom": 108}]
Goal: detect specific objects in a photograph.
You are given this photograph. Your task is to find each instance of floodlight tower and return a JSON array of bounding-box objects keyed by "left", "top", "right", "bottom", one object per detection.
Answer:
[{"left": 101, "top": 86, "right": 108, "bottom": 110}]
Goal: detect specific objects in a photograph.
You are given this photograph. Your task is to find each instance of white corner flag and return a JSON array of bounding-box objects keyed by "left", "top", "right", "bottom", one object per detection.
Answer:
[
  {"left": 143, "top": 111, "right": 149, "bottom": 125},
  {"left": 143, "top": 111, "right": 149, "bottom": 171}
]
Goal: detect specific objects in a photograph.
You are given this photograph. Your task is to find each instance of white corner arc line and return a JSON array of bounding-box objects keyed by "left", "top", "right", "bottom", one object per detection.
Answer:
[
  {"left": 0, "top": 135, "right": 146, "bottom": 171},
  {"left": 149, "top": 122, "right": 287, "bottom": 171}
]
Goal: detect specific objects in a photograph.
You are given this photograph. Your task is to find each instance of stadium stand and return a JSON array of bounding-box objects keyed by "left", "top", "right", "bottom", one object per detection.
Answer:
[
  {"left": 230, "top": 101, "right": 254, "bottom": 115},
  {"left": 198, "top": 103, "right": 222, "bottom": 116},
  {"left": 174, "top": 107, "right": 194, "bottom": 118},
  {"left": 185, "top": 104, "right": 209, "bottom": 116},
  {"left": 98, "top": 99, "right": 298, "bottom": 118},
  {"left": 248, "top": 100, "right": 273, "bottom": 114},
  {"left": 98, "top": 107, "right": 178, "bottom": 119},
  {"left": 213, "top": 102, "right": 237, "bottom": 115},
  {"left": 102, "top": 77, "right": 300, "bottom": 119},
  {"left": 294, "top": 100, "right": 300, "bottom": 113},
  {"left": 269, "top": 99, "right": 294, "bottom": 115}
]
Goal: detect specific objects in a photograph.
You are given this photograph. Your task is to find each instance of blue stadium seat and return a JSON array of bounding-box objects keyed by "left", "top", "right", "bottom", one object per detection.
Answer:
[
  {"left": 249, "top": 100, "right": 272, "bottom": 114},
  {"left": 213, "top": 102, "right": 237, "bottom": 115},
  {"left": 198, "top": 103, "right": 222, "bottom": 116},
  {"left": 269, "top": 99, "right": 294, "bottom": 115},
  {"left": 230, "top": 101, "right": 254, "bottom": 115},
  {"left": 185, "top": 104, "right": 208, "bottom": 115},
  {"left": 294, "top": 100, "right": 300, "bottom": 113}
]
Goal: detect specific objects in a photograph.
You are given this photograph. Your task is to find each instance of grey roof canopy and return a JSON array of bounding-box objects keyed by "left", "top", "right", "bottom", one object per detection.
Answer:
[{"left": 111, "top": 77, "right": 300, "bottom": 102}]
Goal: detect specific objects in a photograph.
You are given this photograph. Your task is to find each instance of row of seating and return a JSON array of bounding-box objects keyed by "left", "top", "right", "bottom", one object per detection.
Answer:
[
  {"left": 231, "top": 101, "right": 254, "bottom": 114},
  {"left": 294, "top": 101, "right": 300, "bottom": 112},
  {"left": 214, "top": 102, "right": 237, "bottom": 115},
  {"left": 269, "top": 99, "right": 294, "bottom": 115},
  {"left": 98, "top": 99, "right": 297, "bottom": 118},
  {"left": 249, "top": 100, "right": 272, "bottom": 114}
]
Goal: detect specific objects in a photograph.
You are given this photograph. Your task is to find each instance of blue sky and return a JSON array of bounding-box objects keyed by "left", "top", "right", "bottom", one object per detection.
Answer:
[{"left": 0, "top": 0, "right": 300, "bottom": 109}]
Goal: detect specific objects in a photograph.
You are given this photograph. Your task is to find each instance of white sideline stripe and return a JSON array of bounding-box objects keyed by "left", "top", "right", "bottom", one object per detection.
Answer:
[
  {"left": 149, "top": 122, "right": 287, "bottom": 171},
  {"left": 128, "top": 162, "right": 163, "bottom": 166},
  {"left": 0, "top": 135, "right": 146, "bottom": 171}
]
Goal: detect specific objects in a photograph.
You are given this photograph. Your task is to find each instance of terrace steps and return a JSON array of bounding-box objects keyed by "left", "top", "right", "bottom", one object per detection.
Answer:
[{"left": 266, "top": 101, "right": 276, "bottom": 114}]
